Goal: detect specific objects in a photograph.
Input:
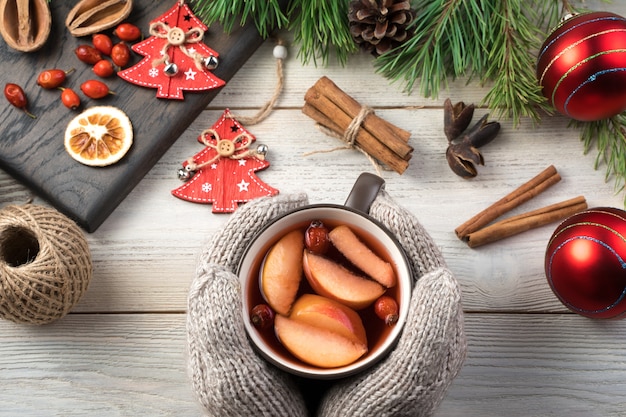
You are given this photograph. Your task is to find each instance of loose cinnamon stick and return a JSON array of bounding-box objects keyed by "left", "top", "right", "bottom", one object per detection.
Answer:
[
  {"left": 303, "top": 76, "right": 413, "bottom": 173},
  {"left": 455, "top": 165, "right": 561, "bottom": 239},
  {"left": 465, "top": 196, "right": 588, "bottom": 248}
]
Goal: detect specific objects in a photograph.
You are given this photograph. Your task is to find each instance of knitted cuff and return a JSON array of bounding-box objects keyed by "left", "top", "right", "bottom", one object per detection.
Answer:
[
  {"left": 369, "top": 190, "right": 447, "bottom": 278},
  {"left": 187, "top": 263, "right": 308, "bottom": 417},
  {"left": 188, "top": 193, "right": 310, "bottom": 416},
  {"left": 198, "top": 193, "right": 309, "bottom": 272}
]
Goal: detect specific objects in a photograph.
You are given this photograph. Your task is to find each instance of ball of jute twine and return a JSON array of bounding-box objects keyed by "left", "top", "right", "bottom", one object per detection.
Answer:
[{"left": 0, "top": 204, "right": 92, "bottom": 325}]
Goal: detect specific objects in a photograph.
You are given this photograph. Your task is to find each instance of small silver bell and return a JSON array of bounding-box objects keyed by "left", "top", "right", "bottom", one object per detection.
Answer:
[
  {"left": 256, "top": 144, "right": 269, "bottom": 156},
  {"left": 164, "top": 62, "right": 179, "bottom": 77},
  {"left": 177, "top": 167, "right": 196, "bottom": 181},
  {"left": 204, "top": 55, "right": 219, "bottom": 70}
]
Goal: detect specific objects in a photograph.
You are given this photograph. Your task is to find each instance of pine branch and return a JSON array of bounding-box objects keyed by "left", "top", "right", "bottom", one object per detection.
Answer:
[
  {"left": 374, "top": 0, "right": 487, "bottom": 97},
  {"left": 576, "top": 116, "right": 626, "bottom": 199},
  {"left": 191, "top": 0, "right": 356, "bottom": 65},
  {"left": 190, "top": 0, "right": 288, "bottom": 39},
  {"left": 480, "top": 1, "right": 561, "bottom": 126},
  {"left": 287, "top": 0, "right": 357, "bottom": 65},
  {"left": 374, "top": 0, "right": 561, "bottom": 126}
]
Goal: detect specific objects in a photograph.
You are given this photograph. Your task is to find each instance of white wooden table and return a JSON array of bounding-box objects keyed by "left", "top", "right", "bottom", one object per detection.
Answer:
[{"left": 3, "top": 2, "right": 626, "bottom": 415}]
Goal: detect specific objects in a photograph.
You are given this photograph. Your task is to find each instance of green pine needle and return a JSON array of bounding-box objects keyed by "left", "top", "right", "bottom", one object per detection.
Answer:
[
  {"left": 287, "top": 0, "right": 357, "bottom": 66},
  {"left": 576, "top": 116, "right": 626, "bottom": 200},
  {"left": 191, "top": 0, "right": 356, "bottom": 65},
  {"left": 480, "top": 1, "right": 561, "bottom": 126},
  {"left": 375, "top": 0, "right": 487, "bottom": 97},
  {"left": 191, "top": 0, "right": 288, "bottom": 39},
  {"left": 376, "top": 0, "right": 561, "bottom": 126}
]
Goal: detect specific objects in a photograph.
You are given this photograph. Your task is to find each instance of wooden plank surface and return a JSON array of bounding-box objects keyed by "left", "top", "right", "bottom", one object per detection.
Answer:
[
  {"left": 2, "top": 0, "right": 626, "bottom": 415},
  {"left": 439, "top": 314, "right": 626, "bottom": 417},
  {"left": 0, "top": 314, "right": 200, "bottom": 417},
  {"left": 1, "top": 314, "right": 625, "bottom": 416}
]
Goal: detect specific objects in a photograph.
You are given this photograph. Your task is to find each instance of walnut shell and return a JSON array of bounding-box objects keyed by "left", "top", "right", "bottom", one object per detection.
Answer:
[
  {"left": 0, "top": 0, "right": 52, "bottom": 52},
  {"left": 65, "top": 0, "right": 133, "bottom": 37}
]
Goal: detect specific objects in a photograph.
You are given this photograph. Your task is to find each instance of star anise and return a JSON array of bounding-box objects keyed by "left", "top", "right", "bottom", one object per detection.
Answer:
[{"left": 444, "top": 99, "right": 501, "bottom": 178}]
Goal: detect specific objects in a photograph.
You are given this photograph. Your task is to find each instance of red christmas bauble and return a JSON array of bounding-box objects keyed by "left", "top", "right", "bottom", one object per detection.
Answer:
[
  {"left": 537, "top": 11, "right": 626, "bottom": 121},
  {"left": 545, "top": 207, "right": 626, "bottom": 319}
]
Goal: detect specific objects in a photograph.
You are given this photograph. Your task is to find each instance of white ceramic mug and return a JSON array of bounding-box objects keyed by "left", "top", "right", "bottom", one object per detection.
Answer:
[{"left": 237, "top": 173, "right": 412, "bottom": 379}]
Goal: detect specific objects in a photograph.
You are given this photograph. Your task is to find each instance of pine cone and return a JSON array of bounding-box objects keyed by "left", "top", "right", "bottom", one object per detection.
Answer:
[{"left": 348, "top": 0, "right": 415, "bottom": 56}]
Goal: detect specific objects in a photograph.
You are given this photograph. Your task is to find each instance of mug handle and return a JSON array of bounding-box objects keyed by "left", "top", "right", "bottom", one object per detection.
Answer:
[{"left": 344, "top": 173, "right": 385, "bottom": 214}]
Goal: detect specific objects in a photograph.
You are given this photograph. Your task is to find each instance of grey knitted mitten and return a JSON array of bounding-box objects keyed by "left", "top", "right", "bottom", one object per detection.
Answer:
[
  {"left": 316, "top": 190, "right": 467, "bottom": 417},
  {"left": 187, "top": 193, "right": 310, "bottom": 417},
  {"left": 187, "top": 190, "right": 467, "bottom": 417}
]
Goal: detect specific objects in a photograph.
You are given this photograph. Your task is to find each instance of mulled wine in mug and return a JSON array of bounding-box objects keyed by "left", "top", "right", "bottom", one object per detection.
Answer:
[{"left": 238, "top": 173, "right": 412, "bottom": 379}]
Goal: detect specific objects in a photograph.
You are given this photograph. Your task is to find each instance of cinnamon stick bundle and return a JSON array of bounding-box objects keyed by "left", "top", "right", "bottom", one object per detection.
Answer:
[{"left": 303, "top": 76, "right": 413, "bottom": 174}]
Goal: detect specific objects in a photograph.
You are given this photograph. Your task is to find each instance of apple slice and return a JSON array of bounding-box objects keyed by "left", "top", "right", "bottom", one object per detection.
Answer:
[
  {"left": 261, "top": 229, "right": 304, "bottom": 315},
  {"left": 290, "top": 294, "right": 367, "bottom": 346},
  {"left": 274, "top": 315, "right": 367, "bottom": 368},
  {"left": 329, "top": 225, "right": 397, "bottom": 288},
  {"left": 302, "top": 251, "right": 385, "bottom": 310}
]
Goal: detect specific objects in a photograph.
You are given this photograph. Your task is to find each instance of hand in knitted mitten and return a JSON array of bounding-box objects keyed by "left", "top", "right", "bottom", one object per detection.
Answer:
[
  {"left": 187, "top": 193, "right": 310, "bottom": 417},
  {"left": 317, "top": 190, "right": 467, "bottom": 417},
  {"left": 187, "top": 189, "right": 466, "bottom": 417}
]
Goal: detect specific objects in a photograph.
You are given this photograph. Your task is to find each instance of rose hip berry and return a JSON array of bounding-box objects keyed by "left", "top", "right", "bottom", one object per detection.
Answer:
[
  {"left": 305, "top": 220, "right": 331, "bottom": 255},
  {"left": 93, "top": 60, "right": 115, "bottom": 78},
  {"left": 75, "top": 44, "right": 103, "bottom": 64},
  {"left": 80, "top": 79, "right": 114, "bottom": 99},
  {"left": 114, "top": 23, "right": 141, "bottom": 41},
  {"left": 37, "top": 68, "right": 75, "bottom": 89},
  {"left": 60, "top": 88, "right": 81, "bottom": 110},
  {"left": 374, "top": 295, "right": 399, "bottom": 326},
  {"left": 250, "top": 304, "right": 275, "bottom": 330},
  {"left": 111, "top": 42, "right": 131, "bottom": 67},
  {"left": 92, "top": 33, "right": 113, "bottom": 56},
  {"left": 4, "top": 83, "right": 35, "bottom": 118}
]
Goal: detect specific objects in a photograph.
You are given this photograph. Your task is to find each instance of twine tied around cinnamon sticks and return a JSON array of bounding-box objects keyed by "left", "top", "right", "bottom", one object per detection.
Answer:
[
  {"left": 455, "top": 165, "right": 588, "bottom": 248},
  {"left": 303, "top": 76, "right": 413, "bottom": 174},
  {"left": 306, "top": 105, "right": 383, "bottom": 175}
]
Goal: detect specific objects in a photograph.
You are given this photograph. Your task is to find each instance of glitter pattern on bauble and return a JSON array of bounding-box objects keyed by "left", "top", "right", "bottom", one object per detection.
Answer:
[
  {"left": 545, "top": 207, "right": 626, "bottom": 319},
  {"left": 537, "top": 11, "right": 626, "bottom": 121}
]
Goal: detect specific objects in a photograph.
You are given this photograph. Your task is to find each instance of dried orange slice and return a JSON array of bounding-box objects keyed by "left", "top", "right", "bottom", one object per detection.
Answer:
[{"left": 64, "top": 106, "right": 133, "bottom": 166}]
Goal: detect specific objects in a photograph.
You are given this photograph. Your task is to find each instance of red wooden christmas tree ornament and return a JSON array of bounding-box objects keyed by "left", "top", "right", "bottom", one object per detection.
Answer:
[
  {"left": 172, "top": 109, "right": 279, "bottom": 212},
  {"left": 117, "top": 1, "right": 225, "bottom": 100}
]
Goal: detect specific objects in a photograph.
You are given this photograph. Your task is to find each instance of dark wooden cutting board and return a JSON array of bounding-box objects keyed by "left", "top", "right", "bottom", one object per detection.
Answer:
[{"left": 0, "top": 1, "right": 274, "bottom": 232}]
